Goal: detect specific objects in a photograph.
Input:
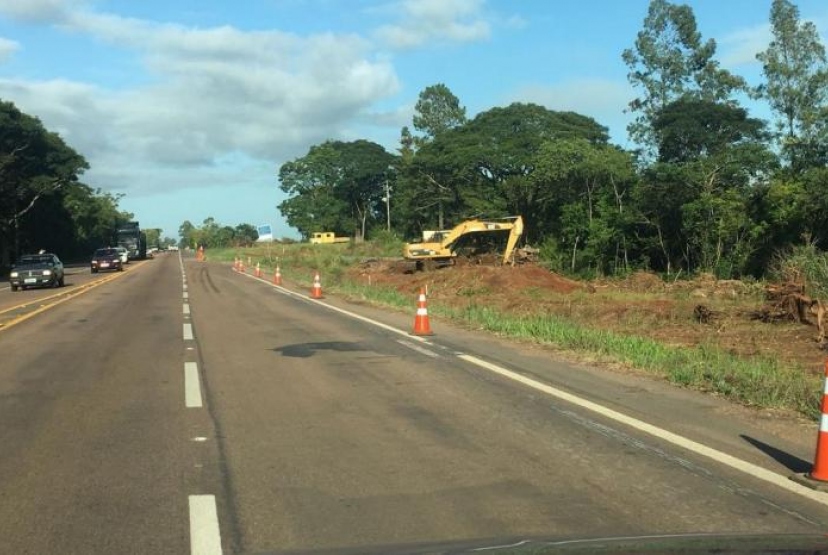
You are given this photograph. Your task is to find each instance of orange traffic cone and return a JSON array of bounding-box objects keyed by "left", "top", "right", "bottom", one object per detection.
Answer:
[
  {"left": 412, "top": 288, "right": 433, "bottom": 336},
  {"left": 310, "top": 272, "right": 324, "bottom": 299},
  {"left": 273, "top": 266, "right": 282, "bottom": 286},
  {"left": 255, "top": 262, "right": 262, "bottom": 278},
  {"left": 810, "top": 360, "right": 828, "bottom": 481}
]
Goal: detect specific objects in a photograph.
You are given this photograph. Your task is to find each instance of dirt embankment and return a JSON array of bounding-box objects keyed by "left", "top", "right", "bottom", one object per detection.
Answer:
[{"left": 349, "top": 262, "right": 828, "bottom": 374}]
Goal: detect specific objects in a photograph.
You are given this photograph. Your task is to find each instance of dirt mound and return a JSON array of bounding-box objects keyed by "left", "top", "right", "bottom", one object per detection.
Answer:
[
  {"left": 350, "top": 260, "right": 581, "bottom": 296},
  {"left": 623, "top": 271, "right": 664, "bottom": 292}
]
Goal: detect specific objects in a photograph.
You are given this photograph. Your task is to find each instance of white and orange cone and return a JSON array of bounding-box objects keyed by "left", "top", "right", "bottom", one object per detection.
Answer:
[
  {"left": 811, "top": 360, "right": 828, "bottom": 481},
  {"left": 412, "top": 288, "right": 433, "bottom": 336},
  {"left": 310, "top": 272, "right": 324, "bottom": 299},
  {"left": 273, "top": 266, "right": 282, "bottom": 286}
]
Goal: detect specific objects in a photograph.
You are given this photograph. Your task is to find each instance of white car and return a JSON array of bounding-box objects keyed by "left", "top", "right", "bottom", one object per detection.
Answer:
[{"left": 115, "top": 246, "right": 129, "bottom": 264}]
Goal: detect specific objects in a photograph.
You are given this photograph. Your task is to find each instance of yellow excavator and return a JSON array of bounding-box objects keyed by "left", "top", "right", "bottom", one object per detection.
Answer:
[{"left": 403, "top": 216, "right": 528, "bottom": 270}]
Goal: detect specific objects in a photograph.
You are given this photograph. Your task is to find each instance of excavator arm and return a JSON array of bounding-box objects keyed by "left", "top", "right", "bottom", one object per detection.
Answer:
[{"left": 501, "top": 216, "right": 524, "bottom": 265}]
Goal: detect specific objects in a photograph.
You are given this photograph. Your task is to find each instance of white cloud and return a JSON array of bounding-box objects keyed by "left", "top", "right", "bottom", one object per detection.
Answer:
[
  {"left": 0, "top": 7, "right": 402, "bottom": 195},
  {"left": 718, "top": 23, "right": 770, "bottom": 67},
  {"left": 375, "top": 0, "right": 491, "bottom": 49},
  {"left": 0, "top": 36, "right": 19, "bottom": 62},
  {"left": 0, "top": 0, "right": 78, "bottom": 24}
]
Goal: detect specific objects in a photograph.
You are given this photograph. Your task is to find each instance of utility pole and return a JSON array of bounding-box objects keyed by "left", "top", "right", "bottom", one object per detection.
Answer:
[{"left": 382, "top": 178, "right": 391, "bottom": 232}]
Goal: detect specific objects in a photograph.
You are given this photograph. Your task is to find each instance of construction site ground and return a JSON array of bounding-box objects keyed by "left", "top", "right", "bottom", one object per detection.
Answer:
[{"left": 348, "top": 260, "right": 827, "bottom": 379}]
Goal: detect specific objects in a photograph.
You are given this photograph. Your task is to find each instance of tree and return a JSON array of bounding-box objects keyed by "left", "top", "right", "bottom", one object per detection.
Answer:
[
  {"left": 404, "top": 103, "right": 610, "bottom": 238},
  {"left": 651, "top": 96, "right": 769, "bottom": 163},
  {"left": 0, "top": 100, "right": 88, "bottom": 263},
  {"left": 756, "top": 0, "right": 828, "bottom": 171},
  {"left": 638, "top": 98, "right": 775, "bottom": 276},
  {"left": 178, "top": 220, "right": 196, "bottom": 249},
  {"left": 622, "top": 0, "right": 746, "bottom": 151},
  {"left": 143, "top": 228, "right": 162, "bottom": 249},
  {"left": 234, "top": 223, "right": 259, "bottom": 246},
  {"left": 412, "top": 83, "right": 467, "bottom": 142},
  {"left": 277, "top": 140, "right": 397, "bottom": 240},
  {"left": 531, "top": 138, "right": 637, "bottom": 274}
]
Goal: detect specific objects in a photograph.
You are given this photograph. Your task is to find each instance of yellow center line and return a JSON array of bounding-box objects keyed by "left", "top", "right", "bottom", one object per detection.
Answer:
[{"left": 0, "top": 268, "right": 131, "bottom": 332}]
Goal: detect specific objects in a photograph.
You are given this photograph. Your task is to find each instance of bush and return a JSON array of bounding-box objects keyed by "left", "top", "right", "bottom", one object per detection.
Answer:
[{"left": 770, "top": 242, "right": 828, "bottom": 298}]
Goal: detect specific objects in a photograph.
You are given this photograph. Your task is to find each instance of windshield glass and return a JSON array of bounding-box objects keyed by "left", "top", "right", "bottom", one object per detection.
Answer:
[
  {"left": 18, "top": 255, "right": 52, "bottom": 265},
  {"left": 94, "top": 249, "right": 117, "bottom": 257}
]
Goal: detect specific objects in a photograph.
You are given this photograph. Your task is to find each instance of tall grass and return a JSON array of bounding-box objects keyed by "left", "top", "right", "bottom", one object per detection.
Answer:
[
  {"left": 445, "top": 304, "right": 820, "bottom": 418},
  {"left": 770, "top": 242, "right": 828, "bottom": 298}
]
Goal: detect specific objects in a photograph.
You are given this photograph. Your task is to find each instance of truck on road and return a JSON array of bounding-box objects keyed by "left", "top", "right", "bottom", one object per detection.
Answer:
[{"left": 116, "top": 221, "right": 147, "bottom": 260}]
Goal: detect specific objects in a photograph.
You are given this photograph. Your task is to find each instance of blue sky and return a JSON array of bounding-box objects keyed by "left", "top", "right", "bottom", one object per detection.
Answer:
[{"left": 0, "top": 0, "right": 825, "bottom": 240}]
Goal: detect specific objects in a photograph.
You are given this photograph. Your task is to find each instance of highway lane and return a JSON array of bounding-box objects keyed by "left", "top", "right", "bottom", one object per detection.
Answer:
[
  {"left": 187, "top": 262, "right": 828, "bottom": 554},
  {"left": 2, "top": 252, "right": 827, "bottom": 555},
  {"left": 0, "top": 260, "right": 154, "bottom": 330},
  {"left": 0, "top": 252, "right": 207, "bottom": 554}
]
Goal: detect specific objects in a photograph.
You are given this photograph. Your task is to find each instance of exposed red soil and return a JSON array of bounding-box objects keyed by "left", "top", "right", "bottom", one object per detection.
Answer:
[{"left": 348, "top": 261, "right": 827, "bottom": 374}]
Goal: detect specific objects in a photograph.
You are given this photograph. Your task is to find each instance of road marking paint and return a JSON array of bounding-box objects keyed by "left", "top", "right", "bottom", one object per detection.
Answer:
[
  {"left": 183, "top": 292, "right": 189, "bottom": 299},
  {"left": 184, "top": 304, "right": 191, "bottom": 315},
  {"left": 0, "top": 272, "right": 128, "bottom": 333},
  {"left": 232, "top": 261, "right": 828, "bottom": 507},
  {"left": 185, "top": 362, "right": 203, "bottom": 408},
  {"left": 184, "top": 323, "right": 194, "bottom": 341},
  {"left": 236, "top": 270, "right": 430, "bottom": 343},
  {"left": 192, "top": 437, "right": 208, "bottom": 442},
  {"left": 188, "top": 495, "right": 222, "bottom": 555},
  {"left": 184, "top": 284, "right": 188, "bottom": 290},
  {"left": 396, "top": 339, "right": 440, "bottom": 358},
  {"left": 455, "top": 353, "right": 828, "bottom": 507}
]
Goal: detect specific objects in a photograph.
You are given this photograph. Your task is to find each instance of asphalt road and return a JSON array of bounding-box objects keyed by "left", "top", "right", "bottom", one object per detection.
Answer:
[{"left": 2, "top": 252, "right": 828, "bottom": 554}]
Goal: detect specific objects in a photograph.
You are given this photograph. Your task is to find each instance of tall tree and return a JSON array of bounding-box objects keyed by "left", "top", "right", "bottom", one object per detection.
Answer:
[
  {"left": 0, "top": 100, "right": 88, "bottom": 263},
  {"left": 638, "top": 98, "right": 775, "bottom": 276},
  {"left": 277, "top": 140, "right": 396, "bottom": 240},
  {"left": 412, "top": 83, "right": 467, "bottom": 142},
  {"left": 403, "top": 103, "right": 609, "bottom": 238},
  {"left": 756, "top": 0, "right": 828, "bottom": 172},
  {"left": 622, "top": 0, "right": 746, "bottom": 152}
]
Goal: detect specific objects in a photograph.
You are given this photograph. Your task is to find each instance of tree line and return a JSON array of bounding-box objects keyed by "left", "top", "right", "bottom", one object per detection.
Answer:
[
  {"left": 178, "top": 218, "right": 259, "bottom": 249},
  {"left": 0, "top": 100, "right": 134, "bottom": 267},
  {"left": 277, "top": 0, "right": 828, "bottom": 279}
]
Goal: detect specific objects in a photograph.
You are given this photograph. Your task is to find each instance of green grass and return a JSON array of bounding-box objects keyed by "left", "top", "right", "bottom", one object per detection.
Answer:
[{"left": 220, "top": 243, "right": 822, "bottom": 419}]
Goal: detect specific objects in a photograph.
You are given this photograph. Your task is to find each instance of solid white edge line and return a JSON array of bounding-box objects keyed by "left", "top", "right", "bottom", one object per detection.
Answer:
[
  {"left": 189, "top": 495, "right": 222, "bottom": 555},
  {"left": 184, "top": 323, "right": 194, "bottom": 341},
  {"left": 237, "top": 270, "right": 429, "bottom": 343},
  {"left": 396, "top": 339, "right": 440, "bottom": 358},
  {"left": 233, "top": 266, "right": 827, "bottom": 505},
  {"left": 455, "top": 353, "right": 828, "bottom": 506},
  {"left": 185, "top": 362, "right": 203, "bottom": 408}
]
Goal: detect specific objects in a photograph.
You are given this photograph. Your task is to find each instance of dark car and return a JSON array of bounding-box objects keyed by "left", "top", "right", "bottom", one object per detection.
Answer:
[
  {"left": 9, "top": 253, "right": 65, "bottom": 291},
  {"left": 91, "top": 247, "right": 124, "bottom": 273}
]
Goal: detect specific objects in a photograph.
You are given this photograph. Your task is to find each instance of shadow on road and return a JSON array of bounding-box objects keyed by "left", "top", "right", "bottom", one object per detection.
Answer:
[
  {"left": 740, "top": 434, "right": 812, "bottom": 473},
  {"left": 272, "top": 341, "right": 367, "bottom": 358}
]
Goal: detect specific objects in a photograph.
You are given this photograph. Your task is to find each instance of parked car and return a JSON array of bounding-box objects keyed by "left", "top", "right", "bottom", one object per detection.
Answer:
[
  {"left": 91, "top": 247, "right": 124, "bottom": 273},
  {"left": 9, "top": 253, "right": 65, "bottom": 291},
  {"left": 115, "top": 246, "right": 129, "bottom": 264}
]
